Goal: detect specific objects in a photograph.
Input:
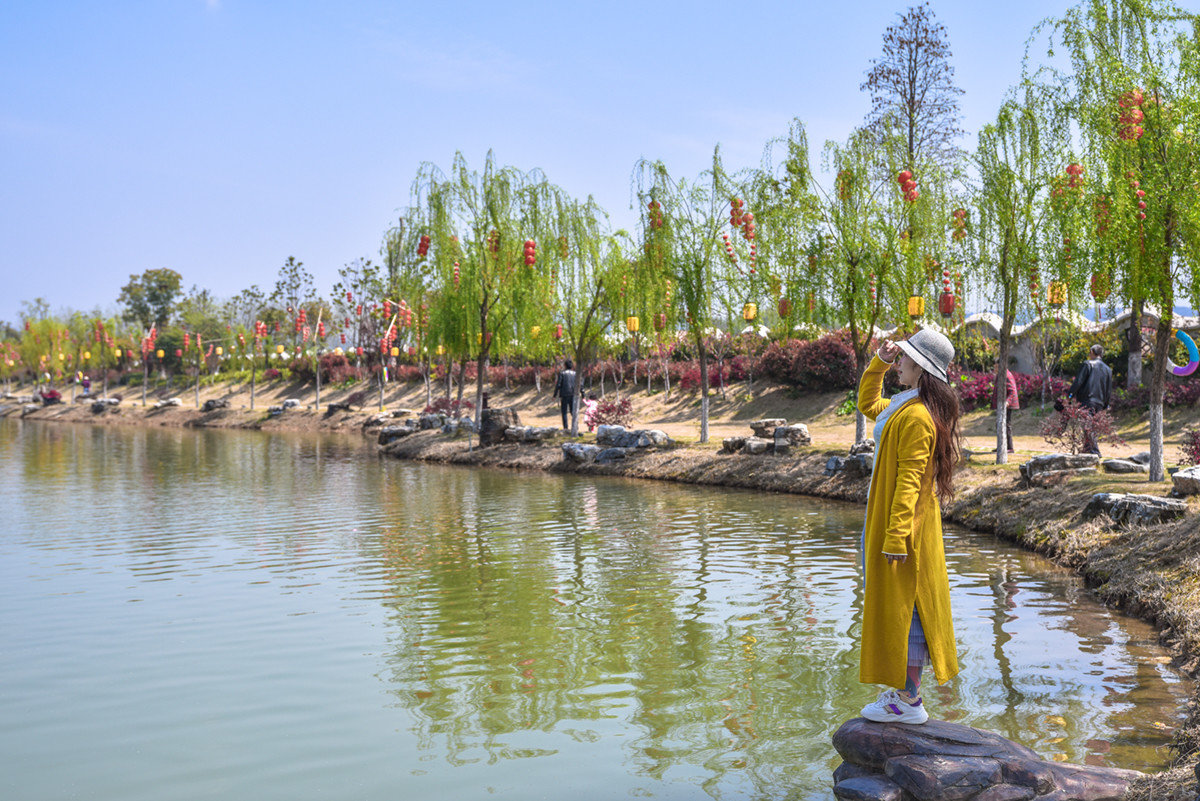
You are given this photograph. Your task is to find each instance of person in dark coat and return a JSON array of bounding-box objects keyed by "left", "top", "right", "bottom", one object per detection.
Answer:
[
  {"left": 1067, "top": 344, "right": 1113, "bottom": 455},
  {"left": 552, "top": 359, "right": 578, "bottom": 431}
]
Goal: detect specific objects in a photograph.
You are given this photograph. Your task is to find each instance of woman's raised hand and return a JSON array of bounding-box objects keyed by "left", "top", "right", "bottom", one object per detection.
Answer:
[{"left": 878, "top": 340, "right": 900, "bottom": 363}]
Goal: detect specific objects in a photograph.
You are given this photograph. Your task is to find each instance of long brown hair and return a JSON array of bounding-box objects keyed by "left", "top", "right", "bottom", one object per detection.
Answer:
[{"left": 917, "top": 372, "right": 963, "bottom": 505}]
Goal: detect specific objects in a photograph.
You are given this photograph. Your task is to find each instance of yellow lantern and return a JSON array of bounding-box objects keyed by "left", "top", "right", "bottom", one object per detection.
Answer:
[
  {"left": 215, "top": 346, "right": 223, "bottom": 356},
  {"left": 83, "top": 351, "right": 91, "bottom": 360},
  {"left": 531, "top": 325, "right": 541, "bottom": 338},
  {"left": 1048, "top": 280, "right": 1067, "bottom": 308},
  {"left": 155, "top": 349, "right": 164, "bottom": 359},
  {"left": 334, "top": 347, "right": 343, "bottom": 355},
  {"left": 907, "top": 295, "right": 925, "bottom": 319},
  {"left": 436, "top": 345, "right": 445, "bottom": 356},
  {"left": 626, "top": 316, "right": 640, "bottom": 333},
  {"left": 114, "top": 348, "right": 122, "bottom": 358},
  {"left": 275, "top": 345, "right": 284, "bottom": 354},
  {"left": 390, "top": 347, "right": 400, "bottom": 357},
  {"left": 743, "top": 303, "right": 757, "bottom": 322}
]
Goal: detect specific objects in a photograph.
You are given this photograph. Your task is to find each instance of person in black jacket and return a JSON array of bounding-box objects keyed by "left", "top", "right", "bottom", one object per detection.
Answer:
[
  {"left": 552, "top": 359, "right": 578, "bottom": 431},
  {"left": 1067, "top": 344, "right": 1113, "bottom": 455}
]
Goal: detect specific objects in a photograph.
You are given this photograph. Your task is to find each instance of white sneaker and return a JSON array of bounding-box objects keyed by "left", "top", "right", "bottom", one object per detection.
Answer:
[{"left": 860, "top": 688, "right": 929, "bottom": 724}]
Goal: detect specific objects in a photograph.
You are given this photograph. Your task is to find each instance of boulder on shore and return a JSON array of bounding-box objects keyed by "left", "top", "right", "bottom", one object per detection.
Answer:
[
  {"left": 722, "top": 436, "right": 747, "bottom": 454},
  {"left": 1100, "top": 458, "right": 1146, "bottom": 474},
  {"left": 750, "top": 418, "right": 788, "bottom": 438},
  {"left": 1019, "top": 453, "right": 1099, "bottom": 483},
  {"left": 832, "top": 717, "right": 1141, "bottom": 801},
  {"left": 1084, "top": 492, "right": 1188, "bottom": 526},
  {"left": 479, "top": 407, "right": 519, "bottom": 446},
  {"left": 1172, "top": 465, "right": 1200, "bottom": 496}
]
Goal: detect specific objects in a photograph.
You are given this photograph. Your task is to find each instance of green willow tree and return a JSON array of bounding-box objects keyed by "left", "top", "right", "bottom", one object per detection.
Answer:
[
  {"left": 1036, "top": 0, "right": 1200, "bottom": 480},
  {"left": 973, "top": 95, "right": 1063, "bottom": 464},
  {"left": 633, "top": 150, "right": 737, "bottom": 443},
  {"left": 816, "top": 129, "right": 900, "bottom": 444}
]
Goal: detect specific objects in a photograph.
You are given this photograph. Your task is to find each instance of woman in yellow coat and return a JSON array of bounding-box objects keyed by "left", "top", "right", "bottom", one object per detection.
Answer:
[{"left": 856, "top": 329, "right": 962, "bottom": 725}]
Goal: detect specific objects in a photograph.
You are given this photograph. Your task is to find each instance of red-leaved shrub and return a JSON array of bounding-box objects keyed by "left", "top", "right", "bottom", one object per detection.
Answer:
[{"left": 1039, "top": 399, "right": 1124, "bottom": 454}]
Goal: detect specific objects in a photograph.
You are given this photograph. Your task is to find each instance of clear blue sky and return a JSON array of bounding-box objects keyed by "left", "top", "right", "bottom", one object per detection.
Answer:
[{"left": 1, "top": 0, "right": 1143, "bottom": 326}]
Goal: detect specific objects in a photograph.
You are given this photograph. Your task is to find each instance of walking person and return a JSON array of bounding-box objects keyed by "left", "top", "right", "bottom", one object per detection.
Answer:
[
  {"left": 552, "top": 359, "right": 578, "bottom": 431},
  {"left": 1067, "top": 344, "right": 1113, "bottom": 456},
  {"left": 856, "top": 329, "right": 963, "bottom": 725},
  {"left": 1002, "top": 367, "right": 1019, "bottom": 454}
]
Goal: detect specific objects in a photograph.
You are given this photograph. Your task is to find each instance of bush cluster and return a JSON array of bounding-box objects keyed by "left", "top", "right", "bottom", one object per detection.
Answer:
[
  {"left": 758, "top": 333, "right": 858, "bottom": 390},
  {"left": 588, "top": 395, "right": 634, "bottom": 428}
]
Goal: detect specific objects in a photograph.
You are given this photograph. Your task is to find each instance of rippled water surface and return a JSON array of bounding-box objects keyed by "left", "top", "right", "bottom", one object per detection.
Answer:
[{"left": 0, "top": 419, "right": 1190, "bottom": 800}]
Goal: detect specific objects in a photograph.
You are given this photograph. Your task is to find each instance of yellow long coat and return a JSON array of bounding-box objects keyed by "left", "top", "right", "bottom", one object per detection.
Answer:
[{"left": 856, "top": 355, "right": 959, "bottom": 689}]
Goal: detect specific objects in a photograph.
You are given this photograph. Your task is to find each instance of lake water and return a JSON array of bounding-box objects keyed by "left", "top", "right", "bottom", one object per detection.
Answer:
[{"left": 0, "top": 419, "right": 1190, "bottom": 801}]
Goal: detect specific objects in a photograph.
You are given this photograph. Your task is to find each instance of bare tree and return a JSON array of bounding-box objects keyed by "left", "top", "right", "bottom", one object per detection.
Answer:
[{"left": 861, "top": 2, "right": 964, "bottom": 171}]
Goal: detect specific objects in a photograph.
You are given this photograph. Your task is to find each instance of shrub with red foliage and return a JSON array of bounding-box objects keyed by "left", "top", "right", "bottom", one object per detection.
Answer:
[
  {"left": 1039, "top": 399, "right": 1124, "bottom": 454},
  {"left": 759, "top": 335, "right": 856, "bottom": 390},
  {"left": 262, "top": 368, "right": 281, "bottom": 381},
  {"left": 952, "top": 369, "right": 1069, "bottom": 412},
  {"left": 1179, "top": 427, "right": 1200, "bottom": 466},
  {"left": 589, "top": 395, "right": 634, "bottom": 428},
  {"left": 423, "top": 396, "right": 474, "bottom": 418}
]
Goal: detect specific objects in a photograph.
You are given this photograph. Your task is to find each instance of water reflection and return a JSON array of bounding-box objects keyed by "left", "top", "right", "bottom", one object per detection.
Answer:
[{"left": 0, "top": 419, "right": 1189, "bottom": 801}]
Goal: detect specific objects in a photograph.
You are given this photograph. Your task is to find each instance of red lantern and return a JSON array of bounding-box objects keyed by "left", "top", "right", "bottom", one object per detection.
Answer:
[
  {"left": 553, "top": 324, "right": 563, "bottom": 340},
  {"left": 356, "top": 347, "right": 364, "bottom": 357},
  {"left": 938, "top": 291, "right": 955, "bottom": 318},
  {"left": 175, "top": 348, "right": 183, "bottom": 358}
]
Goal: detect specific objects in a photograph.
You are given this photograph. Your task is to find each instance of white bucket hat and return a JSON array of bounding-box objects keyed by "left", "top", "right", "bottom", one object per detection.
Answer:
[{"left": 896, "top": 328, "right": 955, "bottom": 384}]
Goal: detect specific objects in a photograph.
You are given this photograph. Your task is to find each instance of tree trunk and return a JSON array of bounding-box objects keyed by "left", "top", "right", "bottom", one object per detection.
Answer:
[
  {"left": 455, "top": 359, "right": 466, "bottom": 414},
  {"left": 1127, "top": 298, "right": 1144, "bottom": 388},
  {"left": 315, "top": 350, "right": 321, "bottom": 411},
  {"left": 698, "top": 337, "right": 710, "bottom": 443},
  {"left": 142, "top": 359, "right": 148, "bottom": 407},
  {"left": 249, "top": 359, "right": 256, "bottom": 410},
  {"left": 474, "top": 348, "right": 489, "bottom": 428},
  {"left": 1148, "top": 318, "right": 1171, "bottom": 482},
  {"left": 423, "top": 358, "right": 432, "bottom": 408},
  {"left": 994, "top": 321, "right": 1014, "bottom": 465}
]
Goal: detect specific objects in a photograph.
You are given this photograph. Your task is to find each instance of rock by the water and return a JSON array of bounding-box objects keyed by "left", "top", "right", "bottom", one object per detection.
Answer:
[
  {"left": 1100, "top": 458, "right": 1147, "bottom": 474},
  {"left": 723, "top": 436, "right": 747, "bottom": 454},
  {"left": 776, "top": 423, "right": 812, "bottom": 447},
  {"left": 596, "top": 447, "right": 628, "bottom": 462},
  {"left": 442, "top": 418, "right": 478, "bottom": 436},
  {"left": 832, "top": 717, "right": 1140, "bottom": 801},
  {"left": 281, "top": 398, "right": 302, "bottom": 409},
  {"left": 749, "top": 418, "right": 787, "bottom": 438},
  {"left": 562, "top": 443, "right": 601, "bottom": 463},
  {"left": 596, "top": 424, "right": 627, "bottom": 445},
  {"left": 202, "top": 398, "right": 229, "bottom": 413},
  {"left": 773, "top": 438, "right": 791, "bottom": 456},
  {"left": 153, "top": 397, "right": 183, "bottom": 409},
  {"left": 825, "top": 456, "right": 846, "bottom": 476},
  {"left": 1129, "top": 451, "right": 1152, "bottom": 465},
  {"left": 850, "top": 439, "right": 876, "bottom": 456},
  {"left": 843, "top": 453, "right": 874, "bottom": 477},
  {"left": 479, "top": 407, "right": 519, "bottom": 446},
  {"left": 1084, "top": 492, "right": 1188, "bottom": 525},
  {"left": 1019, "top": 453, "right": 1099, "bottom": 483},
  {"left": 744, "top": 437, "right": 771, "bottom": 455},
  {"left": 1172, "top": 465, "right": 1200, "bottom": 496},
  {"left": 418, "top": 413, "right": 443, "bottom": 430},
  {"left": 597, "top": 424, "right": 672, "bottom": 449},
  {"left": 378, "top": 425, "right": 416, "bottom": 445}
]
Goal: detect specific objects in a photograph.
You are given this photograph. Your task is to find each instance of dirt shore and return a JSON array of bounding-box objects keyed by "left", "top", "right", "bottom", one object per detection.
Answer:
[{"left": 5, "top": 377, "right": 1200, "bottom": 797}]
